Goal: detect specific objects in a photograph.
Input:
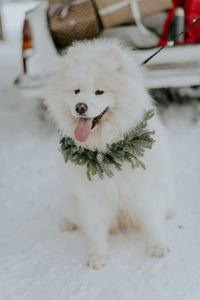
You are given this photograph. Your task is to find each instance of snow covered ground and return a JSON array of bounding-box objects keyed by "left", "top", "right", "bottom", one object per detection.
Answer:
[{"left": 1, "top": 3, "right": 200, "bottom": 299}]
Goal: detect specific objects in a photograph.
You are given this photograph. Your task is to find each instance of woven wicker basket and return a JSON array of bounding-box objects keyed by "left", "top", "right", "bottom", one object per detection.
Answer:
[{"left": 48, "top": 0, "right": 101, "bottom": 50}]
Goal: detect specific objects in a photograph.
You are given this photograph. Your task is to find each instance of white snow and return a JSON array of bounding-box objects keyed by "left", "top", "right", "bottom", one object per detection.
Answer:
[{"left": 1, "top": 3, "right": 200, "bottom": 300}]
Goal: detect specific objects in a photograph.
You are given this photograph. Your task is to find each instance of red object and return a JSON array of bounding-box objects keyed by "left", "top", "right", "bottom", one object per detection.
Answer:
[
  {"left": 159, "top": 0, "right": 200, "bottom": 45},
  {"left": 22, "top": 20, "right": 33, "bottom": 51},
  {"left": 22, "top": 19, "right": 34, "bottom": 73}
]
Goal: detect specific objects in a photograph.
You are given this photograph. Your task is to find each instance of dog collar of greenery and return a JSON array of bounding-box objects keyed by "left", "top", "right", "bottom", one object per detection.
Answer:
[{"left": 60, "top": 109, "right": 155, "bottom": 181}]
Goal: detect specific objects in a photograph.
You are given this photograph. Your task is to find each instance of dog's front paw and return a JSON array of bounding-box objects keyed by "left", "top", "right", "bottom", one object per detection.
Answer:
[
  {"left": 86, "top": 255, "right": 108, "bottom": 270},
  {"left": 146, "top": 243, "right": 168, "bottom": 258},
  {"left": 59, "top": 217, "right": 77, "bottom": 231}
]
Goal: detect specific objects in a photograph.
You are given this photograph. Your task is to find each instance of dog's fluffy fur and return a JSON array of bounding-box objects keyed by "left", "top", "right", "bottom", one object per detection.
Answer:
[{"left": 46, "top": 39, "right": 174, "bottom": 269}]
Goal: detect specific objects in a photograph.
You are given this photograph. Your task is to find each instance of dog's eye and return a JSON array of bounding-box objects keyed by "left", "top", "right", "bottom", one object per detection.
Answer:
[
  {"left": 74, "top": 89, "right": 80, "bottom": 94},
  {"left": 95, "top": 90, "right": 104, "bottom": 96}
]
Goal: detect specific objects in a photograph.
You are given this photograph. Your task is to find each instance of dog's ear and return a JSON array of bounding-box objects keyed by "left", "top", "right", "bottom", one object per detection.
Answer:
[
  {"left": 63, "top": 45, "right": 82, "bottom": 67},
  {"left": 105, "top": 47, "right": 123, "bottom": 70},
  {"left": 66, "top": 46, "right": 79, "bottom": 62},
  {"left": 106, "top": 46, "right": 141, "bottom": 78}
]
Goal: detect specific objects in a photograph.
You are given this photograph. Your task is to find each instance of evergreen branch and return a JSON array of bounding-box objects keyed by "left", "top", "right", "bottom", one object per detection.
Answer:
[{"left": 60, "top": 109, "right": 155, "bottom": 181}]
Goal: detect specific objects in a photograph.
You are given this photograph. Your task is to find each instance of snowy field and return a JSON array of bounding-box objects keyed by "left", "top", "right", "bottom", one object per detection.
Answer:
[{"left": 1, "top": 3, "right": 200, "bottom": 300}]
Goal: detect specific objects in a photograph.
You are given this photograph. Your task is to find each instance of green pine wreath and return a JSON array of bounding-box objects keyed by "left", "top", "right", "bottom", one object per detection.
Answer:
[{"left": 60, "top": 109, "right": 155, "bottom": 181}]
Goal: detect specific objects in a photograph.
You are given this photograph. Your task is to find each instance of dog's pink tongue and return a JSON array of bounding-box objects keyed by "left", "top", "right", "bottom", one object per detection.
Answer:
[{"left": 74, "top": 118, "right": 93, "bottom": 142}]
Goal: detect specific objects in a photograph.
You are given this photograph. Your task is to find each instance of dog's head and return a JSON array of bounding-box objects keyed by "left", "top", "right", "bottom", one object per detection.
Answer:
[{"left": 46, "top": 40, "right": 152, "bottom": 151}]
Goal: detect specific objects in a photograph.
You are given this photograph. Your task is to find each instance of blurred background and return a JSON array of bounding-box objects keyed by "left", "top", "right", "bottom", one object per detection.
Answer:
[{"left": 1, "top": 1, "right": 200, "bottom": 299}]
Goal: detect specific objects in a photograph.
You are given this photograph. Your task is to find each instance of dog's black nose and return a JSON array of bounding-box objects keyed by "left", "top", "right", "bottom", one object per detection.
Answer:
[{"left": 75, "top": 103, "right": 88, "bottom": 115}]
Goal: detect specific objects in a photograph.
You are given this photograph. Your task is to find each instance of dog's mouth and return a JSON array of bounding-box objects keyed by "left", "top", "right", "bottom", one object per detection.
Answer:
[{"left": 74, "top": 107, "right": 108, "bottom": 142}]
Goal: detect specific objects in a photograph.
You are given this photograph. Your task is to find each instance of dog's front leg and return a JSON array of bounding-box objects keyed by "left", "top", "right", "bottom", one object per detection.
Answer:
[
  {"left": 86, "top": 231, "right": 108, "bottom": 270},
  {"left": 79, "top": 197, "right": 109, "bottom": 269},
  {"left": 139, "top": 208, "right": 167, "bottom": 258}
]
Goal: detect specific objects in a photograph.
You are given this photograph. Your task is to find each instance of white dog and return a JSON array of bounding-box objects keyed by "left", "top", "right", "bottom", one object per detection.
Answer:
[{"left": 46, "top": 39, "right": 174, "bottom": 269}]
